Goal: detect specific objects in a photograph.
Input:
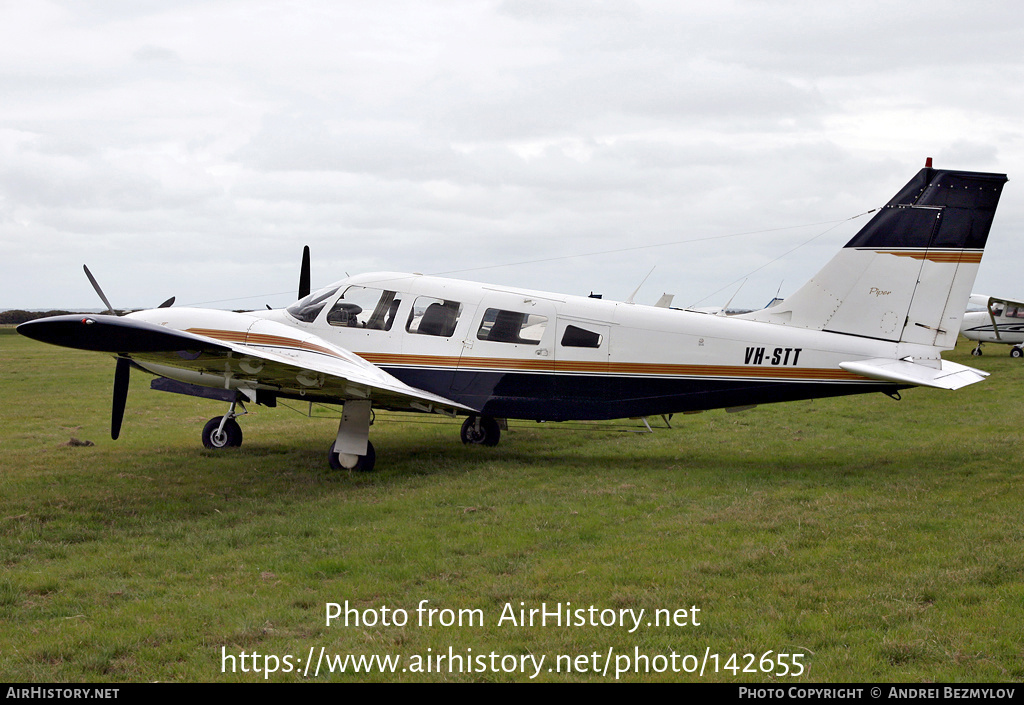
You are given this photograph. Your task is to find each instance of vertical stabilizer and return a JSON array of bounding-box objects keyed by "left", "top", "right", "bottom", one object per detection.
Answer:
[{"left": 740, "top": 166, "right": 1007, "bottom": 350}]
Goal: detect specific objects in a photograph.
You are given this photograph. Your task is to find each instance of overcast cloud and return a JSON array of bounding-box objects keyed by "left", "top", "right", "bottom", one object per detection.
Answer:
[{"left": 2, "top": 0, "right": 1023, "bottom": 310}]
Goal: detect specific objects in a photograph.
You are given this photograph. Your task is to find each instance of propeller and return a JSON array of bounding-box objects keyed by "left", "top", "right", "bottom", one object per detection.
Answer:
[
  {"left": 84, "top": 265, "right": 116, "bottom": 315},
  {"left": 82, "top": 265, "right": 174, "bottom": 439},
  {"left": 299, "top": 245, "right": 311, "bottom": 300},
  {"left": 112, "top": 358, "right": 130, "bottom": 440},
  {"left": 84, "top": 264, "right": 176, "bottom": 314}
]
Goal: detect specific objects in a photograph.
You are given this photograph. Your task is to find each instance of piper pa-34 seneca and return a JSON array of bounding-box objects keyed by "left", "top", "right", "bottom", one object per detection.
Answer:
[
  {"left": 960, "top": 294, "right": 1024, "bottom": 357},
  {"left": 18, "top": 161, "right": 1009, "bottom": 472}
]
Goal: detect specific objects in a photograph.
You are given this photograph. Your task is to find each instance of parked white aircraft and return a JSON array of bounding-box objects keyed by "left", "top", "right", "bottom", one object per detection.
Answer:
[
  {"left": 18, "top": 162, "right": 1008, "bottom": 472},
  {"left": 960, "top": 294, "right": 1024, "bottom": 357}
]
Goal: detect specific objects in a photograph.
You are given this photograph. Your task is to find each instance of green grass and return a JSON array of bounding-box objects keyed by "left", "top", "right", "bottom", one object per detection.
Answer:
[{"left": 2, "top": 326, "right": 1023, "bottom": 682}]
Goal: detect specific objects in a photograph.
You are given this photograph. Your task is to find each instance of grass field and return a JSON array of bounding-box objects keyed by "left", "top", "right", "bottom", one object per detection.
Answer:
[{"left": 2, "top": 326, "right": 1023, "bottom": 682}]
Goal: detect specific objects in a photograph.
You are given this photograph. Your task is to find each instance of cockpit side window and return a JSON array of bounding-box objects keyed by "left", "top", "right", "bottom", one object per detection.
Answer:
[
  {"left": 407, "top": 296, "right": 462, "bottom": 337},
  {"left": 286, "top": 286, "right": 341, "bottom": 323},
  {"left": 326, "top": 287, "right": 403, "bottom": 330}
]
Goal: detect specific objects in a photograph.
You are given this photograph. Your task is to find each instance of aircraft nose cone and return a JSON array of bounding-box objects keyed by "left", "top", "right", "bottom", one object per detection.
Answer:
[
  {"left": 17, "top": 315, "right": 115, "bottom": 350},
  {"left": 17, "top": 313, "right": 233, "bottom": 354}
]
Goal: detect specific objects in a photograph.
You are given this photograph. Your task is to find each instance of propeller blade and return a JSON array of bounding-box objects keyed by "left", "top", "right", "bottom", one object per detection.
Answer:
[
  {"left": 112, "top": 358, "right": 130, "bottom": 440},
  {"left": 84, "top": 265, "right": 116, "bottom": 315},
  {"left": 298, "top": 245, "right": 311, "bottom": 300},
  {"left": 158, "top": 296, "right": 175, "bottom": 308}
]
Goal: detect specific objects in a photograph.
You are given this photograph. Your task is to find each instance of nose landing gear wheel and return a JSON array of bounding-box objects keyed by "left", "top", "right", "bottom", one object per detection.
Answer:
[{"left": 328, "top": 440, "right": 376, "bottom": 472}]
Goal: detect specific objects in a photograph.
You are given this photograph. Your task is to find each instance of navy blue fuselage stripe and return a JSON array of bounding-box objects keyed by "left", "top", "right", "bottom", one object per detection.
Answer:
[{"left": 380, "top": 367, "right": 898, "bottom": 421}]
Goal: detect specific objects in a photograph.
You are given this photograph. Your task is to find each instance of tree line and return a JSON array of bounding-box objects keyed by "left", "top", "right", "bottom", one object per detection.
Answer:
[{"left": 0, "top": 310, "right": 82, "bottom": 325}]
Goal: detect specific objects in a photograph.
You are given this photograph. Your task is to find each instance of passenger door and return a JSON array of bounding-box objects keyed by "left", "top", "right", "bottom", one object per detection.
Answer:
[
  {"left": 554, "top": 318, "right": 612, "bottom": 418},
  {"left": 451, "top": 294, "right": 556, "bottom": 414}
]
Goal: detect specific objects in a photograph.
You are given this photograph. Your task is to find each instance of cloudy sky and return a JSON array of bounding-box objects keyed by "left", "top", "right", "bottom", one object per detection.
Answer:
[{"left": 2, "top": 0, "right": 1023, "bottom": 311}]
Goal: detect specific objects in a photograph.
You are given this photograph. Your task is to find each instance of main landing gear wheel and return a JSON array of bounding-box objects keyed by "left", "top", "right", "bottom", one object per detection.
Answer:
[
  {"left": 461, "top": 415, "right": 501, "bottom": 447},
  {"left": 202, "top": 416, "right": 243, "bottom": 449},
  {"left": 971, "top": 346, "right": 983, "bottom": 356},
  {"left": 328, "top": 440, "right": 376, "bottom": 472},
  {"left": 1012, "top": 347, "right": 1023, "bottom": 358}
]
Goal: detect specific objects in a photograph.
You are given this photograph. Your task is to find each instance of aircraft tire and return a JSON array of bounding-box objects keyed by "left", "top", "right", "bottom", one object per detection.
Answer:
[
  {"left": 328, "top": 440, "right": 376, "bottom": 472},
  {"left": 1012, "top": 347, "right": 1023, "bottom": 358},
  {"left": 971, "top": 347, "right": 983, "bottom": 356},
  {"left": 202, "top": 417, "right": 243, "bottom": 449},
  {"left": 461, "top": 415, "right": 501, "bottom": 447}
]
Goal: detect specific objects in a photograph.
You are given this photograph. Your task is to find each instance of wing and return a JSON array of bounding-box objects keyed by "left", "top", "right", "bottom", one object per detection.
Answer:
[
  {"left": 980, "top": 294, "right": 1024, "bottom": 309},
  {"left": 17, "top": 313, "right": 473, "bottom": 414}
]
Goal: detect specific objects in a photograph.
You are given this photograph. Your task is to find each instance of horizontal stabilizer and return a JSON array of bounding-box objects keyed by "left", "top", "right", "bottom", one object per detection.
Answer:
[{"left": 838, "top": 357, "right": 988, "bottom": 390}]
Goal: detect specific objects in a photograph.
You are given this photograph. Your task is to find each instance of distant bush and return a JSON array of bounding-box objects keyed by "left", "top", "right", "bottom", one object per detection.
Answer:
[{"left": 0, "top": 310, "right": 77, "bottom": 325}]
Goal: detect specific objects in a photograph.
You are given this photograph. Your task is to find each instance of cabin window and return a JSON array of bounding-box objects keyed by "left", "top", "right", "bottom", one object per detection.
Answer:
[
  {"left": 476, "top": 309, "right": 548, "bottom": 345},
  {"left": 991, "top": 305, "right": 1004, "bottom": 317},
  {"left": 286, "top": 286, "right": 341, "bottom": 323},
  {"left": 1005, "top": 306, "right": 1024, "bottom": 319},
  {"left": 407, "top": 296, "right": 463, "bottom": 337},
  {"left": 561, "top": 324, "right": 603, "bottom": 348},
  {"left": 326, "top": 287, "right": 403, "bottom": 330}
]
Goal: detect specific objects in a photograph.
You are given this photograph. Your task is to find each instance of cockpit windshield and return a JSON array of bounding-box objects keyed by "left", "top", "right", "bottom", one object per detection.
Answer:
[{"left": 286, "top": 286, "right": 341, "bottom": 323}]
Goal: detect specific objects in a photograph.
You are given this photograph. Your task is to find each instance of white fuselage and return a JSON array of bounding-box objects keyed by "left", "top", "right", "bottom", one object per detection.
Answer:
[{"left": 131, "top": 271, "right": 910, "bottom": 421}]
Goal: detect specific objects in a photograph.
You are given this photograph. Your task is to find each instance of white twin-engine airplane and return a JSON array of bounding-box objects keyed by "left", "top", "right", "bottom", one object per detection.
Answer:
[
  {"left": 18, "top": 162, "right": 1008, "bottom": 472},
  {"left": 960, "top": 293, "right": 1024, "bottom": 357}
]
